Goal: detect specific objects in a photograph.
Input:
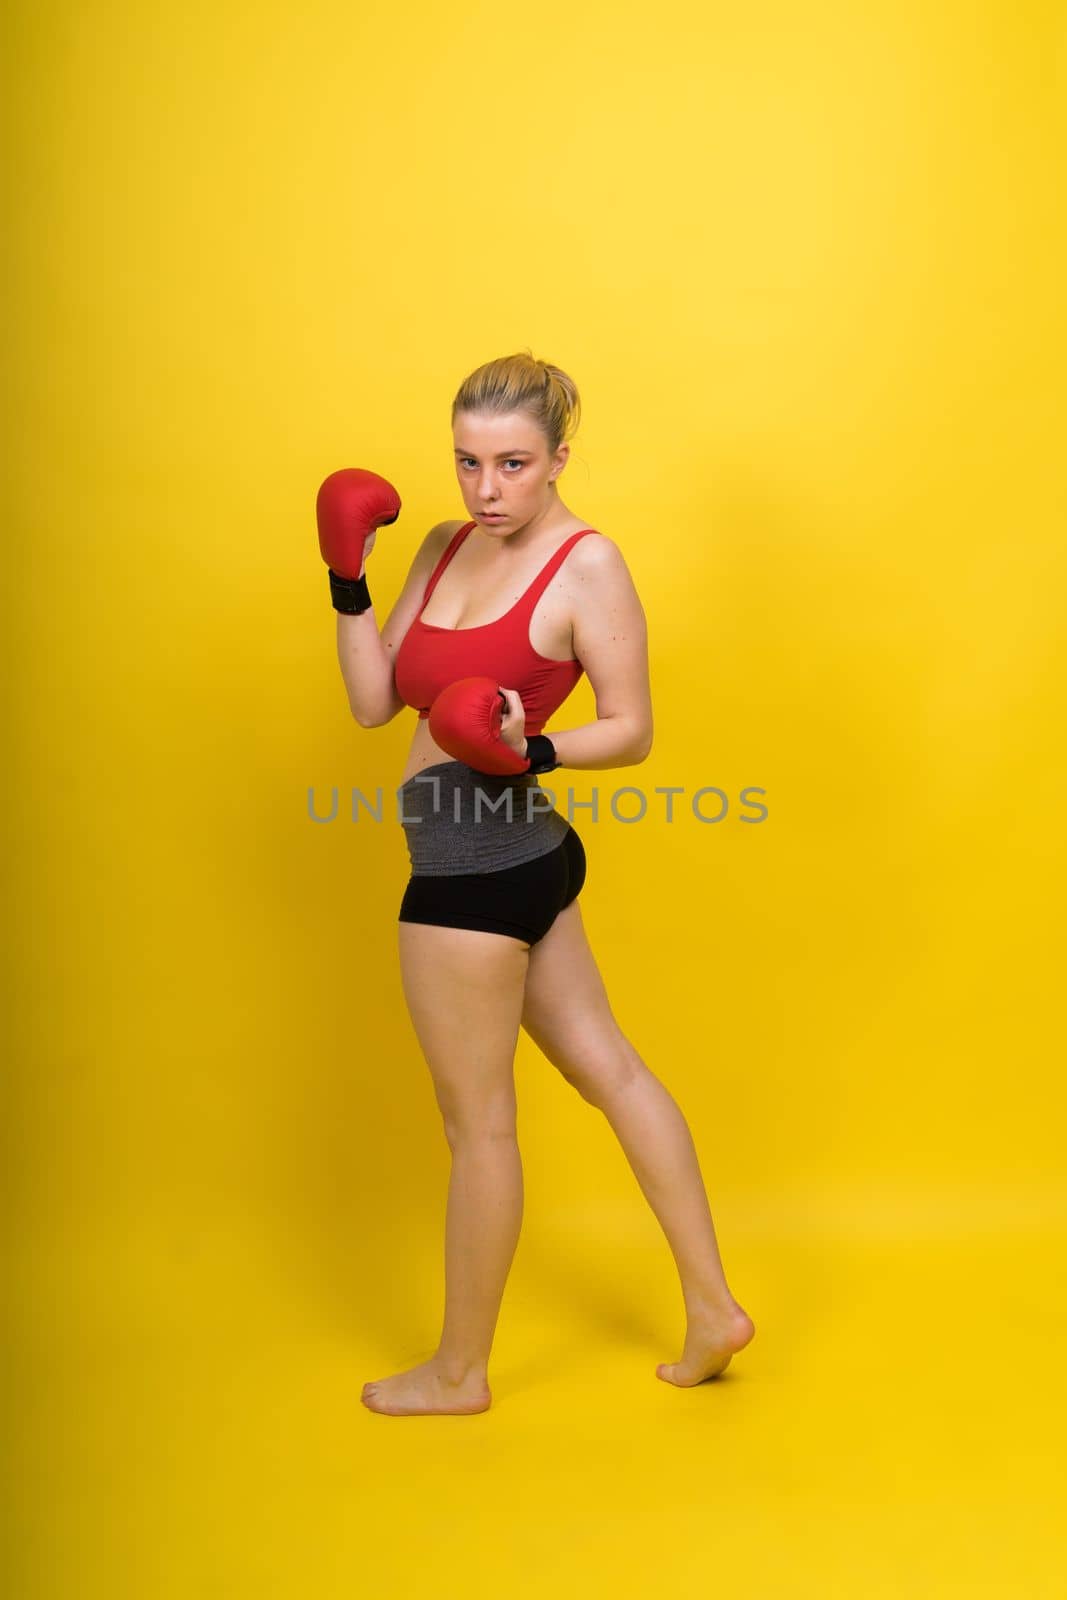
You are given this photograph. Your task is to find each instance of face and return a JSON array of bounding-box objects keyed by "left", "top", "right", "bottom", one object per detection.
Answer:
[{"left": 453, "top": 409, "right": 569, "bottom": 535}]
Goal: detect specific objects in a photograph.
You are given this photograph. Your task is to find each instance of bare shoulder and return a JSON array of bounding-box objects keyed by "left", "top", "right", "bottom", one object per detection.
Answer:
[
  {"left": 379, "top": 518, "right": 466, "bottom": 654},
  {"left": 568, "top": 530, "right": 648, "bottom": 649},
  {"left": 571, "top": 530, "right": 626, "bottom": 567},
  {"left": 406, "top": 517, "right": 465, "bottom": 577},
  {"left": 566, "top": 530, "right": 652, "bottom": 735},
  {"left": 425, "top": 517, "right": 467, "bottom": 553},
  {"left": 567, "top": 531, "right": 645, "bottom": 608}
]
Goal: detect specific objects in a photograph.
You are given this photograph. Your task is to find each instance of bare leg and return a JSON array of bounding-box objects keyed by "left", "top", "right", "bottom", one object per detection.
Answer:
[
  {"left": 361, "top": 920, "right": 530, "bottom": 1417},
  {"left": 522, "top": 899, "right": 755, "bottom": 1385}
]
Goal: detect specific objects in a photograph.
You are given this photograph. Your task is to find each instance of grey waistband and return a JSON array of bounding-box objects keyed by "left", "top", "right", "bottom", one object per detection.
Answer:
[{"left": 396, "top": 760, "right": 571, "bottom": 876}]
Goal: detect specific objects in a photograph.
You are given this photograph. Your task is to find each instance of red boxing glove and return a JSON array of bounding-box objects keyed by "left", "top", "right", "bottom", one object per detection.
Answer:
[
  {"left": 316, "top": 467, "right": 401, "bottom": 580},
  {"left": 428, "top": 677, "right": 531, "bottom": 776}
]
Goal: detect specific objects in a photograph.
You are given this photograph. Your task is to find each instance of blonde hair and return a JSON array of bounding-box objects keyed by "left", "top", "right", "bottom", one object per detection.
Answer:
[{"left": 452, "top": 349, "right": 581, "bottom": 457}]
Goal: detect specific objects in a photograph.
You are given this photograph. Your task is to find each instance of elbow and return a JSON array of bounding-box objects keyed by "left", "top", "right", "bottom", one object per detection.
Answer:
[
  {"left": 627, "top": 721, "right": 654, "bottom": 765},
  {"left": 353, "top": 707, "right": 388, "bottom": 729},
  {"left": 603, "top": 715, "right": 652, "bottom": 767},
  {"left": 349, "top": 697, "right": 382, "bottom": 727},
  {"left": 352, "top": 694, "right": 401, "bottom": 729}
]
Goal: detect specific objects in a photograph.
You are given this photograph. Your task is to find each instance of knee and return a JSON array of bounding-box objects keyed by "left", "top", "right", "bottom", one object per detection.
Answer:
[
  {"left": 562, "top": 1045, "right": 644, "bottom": 1109},
  {"left": 438, "top": 1097, "right": 519, "bottom": 1149}
]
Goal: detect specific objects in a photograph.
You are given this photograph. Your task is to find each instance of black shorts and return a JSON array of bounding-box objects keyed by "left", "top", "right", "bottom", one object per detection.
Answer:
[{"left": 398, "top": 825, "right": 586, "bottom": 946}]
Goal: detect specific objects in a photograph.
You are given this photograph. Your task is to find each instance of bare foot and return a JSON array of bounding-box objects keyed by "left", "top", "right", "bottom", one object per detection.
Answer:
[
  {"left": 361, "top": 1357, "right": 492, "bottom": 1417},
  {"left": 656, "top": 1298, "right": 756, "bottom": 1387}
]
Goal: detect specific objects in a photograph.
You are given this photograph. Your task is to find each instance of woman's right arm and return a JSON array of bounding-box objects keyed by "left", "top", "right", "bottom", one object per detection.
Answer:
[{"left": 336, "top": 520, "right": 460, "bottom": 727}]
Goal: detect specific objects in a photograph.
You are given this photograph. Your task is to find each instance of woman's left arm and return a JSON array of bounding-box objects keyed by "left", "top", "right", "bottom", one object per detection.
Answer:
[{"left": 534, "top": 535, "right": 654, "bottom": 771}]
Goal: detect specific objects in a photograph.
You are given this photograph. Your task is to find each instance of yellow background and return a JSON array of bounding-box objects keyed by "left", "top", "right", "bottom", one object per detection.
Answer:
[{"left": 6, "top": 1, "right": 1065, "bottom": 1595}]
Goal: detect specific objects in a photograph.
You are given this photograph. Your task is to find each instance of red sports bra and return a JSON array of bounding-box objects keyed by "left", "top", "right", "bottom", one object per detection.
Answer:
[{"left": 394, "top": 521, "right": 600, "bottom": 736}]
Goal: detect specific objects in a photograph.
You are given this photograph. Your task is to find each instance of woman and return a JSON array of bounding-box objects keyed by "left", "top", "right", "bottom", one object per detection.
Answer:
[{"left": 318, "top": 352, "right": 755, "bottom": 1416}]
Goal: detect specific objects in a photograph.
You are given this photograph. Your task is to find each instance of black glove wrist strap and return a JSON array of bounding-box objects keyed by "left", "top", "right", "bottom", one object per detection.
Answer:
[
  {"left": 329, "top": 569, "right": 372, "bottom": 615},
  {"left": 524, "top": 734, "right": 560, "bottom": 775}
]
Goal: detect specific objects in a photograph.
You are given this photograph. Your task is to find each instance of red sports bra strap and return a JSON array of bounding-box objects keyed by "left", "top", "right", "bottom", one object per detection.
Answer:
[
  {"left": 420, "top": 522, "right": 476, "bottom": 609},
  {"left": 516, "top": 528, "right": 600, "bottom": 612}
]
